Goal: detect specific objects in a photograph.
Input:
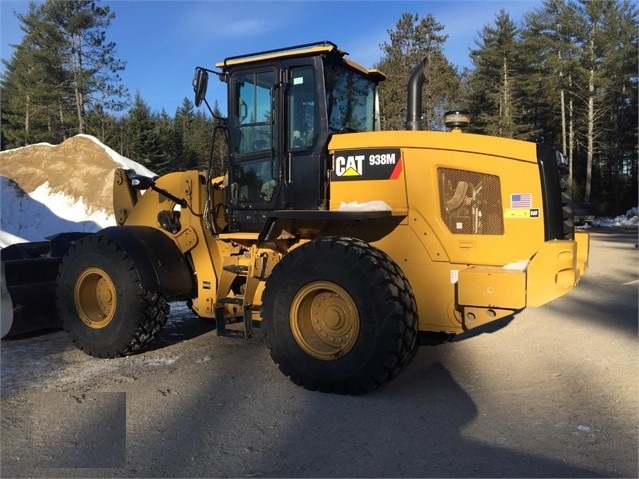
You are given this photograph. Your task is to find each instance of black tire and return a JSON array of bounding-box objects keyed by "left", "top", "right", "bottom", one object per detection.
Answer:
[
  {"left": 56, "top": 235, "right": 169, "bottom": 358},
  {"left": 262, "top": 237, "right": 418, "bottom": 394}
]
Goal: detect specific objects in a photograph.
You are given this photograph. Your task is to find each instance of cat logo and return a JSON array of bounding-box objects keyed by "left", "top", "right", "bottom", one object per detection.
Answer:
[
  {"left": 331, "top": 148, "right": 402, "bottom": 181},
  {"left": 335, "top": 154, "right": 364, "bottom": 177}
]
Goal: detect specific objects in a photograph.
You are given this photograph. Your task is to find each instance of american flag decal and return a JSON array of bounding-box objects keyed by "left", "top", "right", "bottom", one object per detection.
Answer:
[{"left": 511, "top": 193, "right": 532, "bottom": 208}]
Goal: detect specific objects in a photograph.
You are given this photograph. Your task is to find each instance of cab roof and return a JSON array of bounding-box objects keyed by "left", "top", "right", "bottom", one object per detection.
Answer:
[{"left": 216, "top": 41, "right": 386, "bottom": 81}]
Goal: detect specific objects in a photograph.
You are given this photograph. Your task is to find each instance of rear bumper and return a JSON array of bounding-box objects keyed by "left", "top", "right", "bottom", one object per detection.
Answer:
[
  {"left": 457, "top": 233, "right": 590, "bottom": 314},
  {"left": 575, "top": 231, "right": 590, "bottom": 277},
  {"left": 526, "top": 233, "right": 589, "bottom": 307}
]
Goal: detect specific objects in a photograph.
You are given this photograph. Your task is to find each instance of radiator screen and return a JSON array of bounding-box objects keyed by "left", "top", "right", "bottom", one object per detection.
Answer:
[{"left": 438, "top": 168, "right": 504, "bottom": 235}]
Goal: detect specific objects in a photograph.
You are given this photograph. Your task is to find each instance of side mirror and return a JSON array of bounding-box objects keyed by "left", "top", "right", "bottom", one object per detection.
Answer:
[{"left": 193, "top": 68, "right": 209, "bottom": 107}]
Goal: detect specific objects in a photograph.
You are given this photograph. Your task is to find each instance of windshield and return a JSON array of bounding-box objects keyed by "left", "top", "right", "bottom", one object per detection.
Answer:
[{"left": 324, "top": 62, "right": 376, "bottom": 133}]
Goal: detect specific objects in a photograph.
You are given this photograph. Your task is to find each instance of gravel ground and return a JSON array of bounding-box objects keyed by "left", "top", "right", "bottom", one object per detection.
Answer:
[{"left": 1, "top": 228, "right": 637, "bottom": 478}]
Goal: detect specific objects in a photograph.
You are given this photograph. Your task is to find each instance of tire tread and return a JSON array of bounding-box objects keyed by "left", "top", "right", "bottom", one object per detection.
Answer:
[
  {"left": 57, "top": 235, "right": 168, "bottom": 358},
  {"left": 263, "top": 236, "right": 418, "bottom": 394}
]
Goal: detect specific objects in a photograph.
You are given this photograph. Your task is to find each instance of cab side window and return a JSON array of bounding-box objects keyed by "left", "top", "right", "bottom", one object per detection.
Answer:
[
  {"left": 288, "top": 67, "right": 317, "bottom": 150},
  {"left": 231, "top": 69, "right": 277, "bottom": 204},
  {"left": 324, "top": 63, "right": 376, "bottom": 133},
  {"left": 233, "top": 70, "right": 276, "bottom": 155}
]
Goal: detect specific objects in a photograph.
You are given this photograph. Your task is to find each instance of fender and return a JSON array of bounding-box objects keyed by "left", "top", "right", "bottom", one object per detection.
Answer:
[{"left": 98, "top": 226, "right": 194, "bottom": 299}]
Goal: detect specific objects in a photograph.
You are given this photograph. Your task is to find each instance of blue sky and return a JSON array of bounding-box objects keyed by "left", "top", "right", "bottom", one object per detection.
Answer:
[{"left": 1, "top": 0, "right": 542, "bottom": 116}]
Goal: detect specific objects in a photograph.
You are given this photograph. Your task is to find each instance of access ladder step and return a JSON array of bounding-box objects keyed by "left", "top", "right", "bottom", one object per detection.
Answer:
[
  {"left": 219, "top": 297, "right": 244, "bottom": 305},
  {"left": 222, "top": 264, "right": 249, "bottom": 274},
  {"left": 214, "top": 303, "right": 254, "bottom": 340}
]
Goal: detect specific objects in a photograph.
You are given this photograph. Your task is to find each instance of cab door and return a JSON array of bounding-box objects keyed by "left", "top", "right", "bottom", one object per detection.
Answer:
[
  {"left": 226, "top": 60, "right": 328, "bottom": 232},
  {"left": 280, "top": 62, "right": 328, "bottom": 211},
  {"left": 227, "top": 67, "right": 280, "bottom": 231}
]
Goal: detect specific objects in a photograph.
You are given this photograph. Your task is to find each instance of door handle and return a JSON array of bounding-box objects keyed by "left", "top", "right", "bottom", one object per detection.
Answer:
[
  {"left": 230, "top": 182, "right": 239, "bottom": 203},
  {"left": 286, "top": 152, "right": 293, "bottom": 185}
]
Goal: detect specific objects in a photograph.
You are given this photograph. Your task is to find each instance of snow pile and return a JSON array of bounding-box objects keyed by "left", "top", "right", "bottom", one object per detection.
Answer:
[
  {"left": 0, "top": 135, "right": 153, "bottom": 247},
  {"left": 503, "top": 260, "right": 531, "bottom": 271},
  {"left": 0, "top": 178, "right": 113, "bottom": 245},
  {"left": 338, "top": 200, "right": 392, "bottom": 212},
  {"left": 590, "top": 207, "right": 638, "bottom": 228}
]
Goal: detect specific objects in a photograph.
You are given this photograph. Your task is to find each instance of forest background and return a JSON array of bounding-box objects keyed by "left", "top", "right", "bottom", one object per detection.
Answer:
[{"left": 1, "top": 0, "right": 637, "bottom": 215}]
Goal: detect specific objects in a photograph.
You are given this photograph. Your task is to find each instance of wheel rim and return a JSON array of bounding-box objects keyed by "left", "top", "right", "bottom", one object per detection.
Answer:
[
  {"left": 73, "top": 267, "right": 116, "bottom": 329},
  {"left": 290, "top": 281, "right": 359, "bottom": 360}
]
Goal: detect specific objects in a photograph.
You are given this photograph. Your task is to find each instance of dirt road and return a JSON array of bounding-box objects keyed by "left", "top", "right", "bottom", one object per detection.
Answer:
[{"left": 1, "top": 228, "right": 637, "bottom": 478}]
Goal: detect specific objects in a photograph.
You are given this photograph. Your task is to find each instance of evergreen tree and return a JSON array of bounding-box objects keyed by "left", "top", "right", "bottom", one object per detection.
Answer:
[
  {"left": 515, "top": 0, "right": 636, "bottom": 211},
  {"left": 520, "top": 0, "right": 582, "bottom": 166},
  {"left": 124, "top": 92, "right": 162, "bottom": 171},
  {"left": 192, "top": 109, "right": 217, "bottom": 170},
  {"left": 576, "top": 0, "right": 637, "bottom": 206},
  {"left": 466, "top": 9, "right": 525, "bottom": 138},
  {"left": 1, "top": 0, "right": 128, "bottom": 148},
  {"left": 375, "top": 12, "right": 460, "bottom": 130},
  {"left": 572, "top": 0, "right": 607, "bottom": 203},
  {"left": 85, "top": 102, "right": 120, "bottom": 146},
  {"left": 154, "top": 109, "right": 182, "bottom": 174},
  {"left": 1, "top": 1, "right": 73, "bottom": 147},
  {"left": 587, "top": 0, "right": 637, "bottom": 211},
  {"left": 174, "top": 98, "right": 200, "bottom": 170},
  {"left": 41, "top": 0, "right": 128, "bottom": 132}
]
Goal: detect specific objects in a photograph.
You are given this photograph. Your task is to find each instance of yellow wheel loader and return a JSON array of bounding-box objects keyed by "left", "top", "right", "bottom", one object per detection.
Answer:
[{"left": 1, "top": 42, "right": 589, "bottom": 394}]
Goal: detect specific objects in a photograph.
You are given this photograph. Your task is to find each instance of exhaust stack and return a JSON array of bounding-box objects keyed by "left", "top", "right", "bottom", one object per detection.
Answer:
[{"left": 406, "top": 58, "right": 428, "bottom": 131}]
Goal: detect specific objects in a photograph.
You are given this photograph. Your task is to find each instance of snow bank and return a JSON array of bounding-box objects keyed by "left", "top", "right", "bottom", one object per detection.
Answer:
[
  {"left": 0, "top": 178, "right": 114, "bottom": 244},
  {"left": 78, "top": 134, "right": 155, "bottom": 177},
  {"left": 338, "top": 200, "right": 392, "bottom": 212},
  {"left": 589, "top": 207, "right": 638, "bottom": 228},
  {"left": 0, "top": 135, "right": 151, "bottom": 248}
]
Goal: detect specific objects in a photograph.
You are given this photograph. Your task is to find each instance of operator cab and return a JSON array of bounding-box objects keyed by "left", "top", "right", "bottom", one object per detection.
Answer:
[{"left": 194, "top": 41, "right": 385, "bottom": 232}]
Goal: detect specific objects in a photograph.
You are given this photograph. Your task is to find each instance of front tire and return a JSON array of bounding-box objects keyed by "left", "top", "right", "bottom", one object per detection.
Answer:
[
  {"left": 262, "top": 237, "right": 418, "bottom": 394},
  {"left": 56, "top": 235, "right": 169, "bottom": 358}
]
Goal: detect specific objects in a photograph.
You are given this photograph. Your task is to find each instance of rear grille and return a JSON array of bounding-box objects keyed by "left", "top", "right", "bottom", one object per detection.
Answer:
[
  {"left": 537, "top": 144, "right": 574, "bottom": 240},
  {"left": 438, "top": 168, "right": 504, "bottom": 235}
]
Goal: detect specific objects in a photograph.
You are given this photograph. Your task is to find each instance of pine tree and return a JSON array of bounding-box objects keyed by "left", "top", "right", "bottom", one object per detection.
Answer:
[
  {"left": 41, "top": 0, "right": 128, "bottom": 132},
  {"left": 154, "top": 109, "right": 182, "bottom": 174},
  {"left": 1, "top": 0, "right": 128, "bottom": 148},
  {"left": 209, "top": 101, "right": 229, "bottom": 177},
  {"left": 174, "top": 98, "right": 200, "bottom": 170},
  {"left": 520, "top": 0, "right": 582, "bottom": 164},
  {"left": 588, "top": 0, "right": 637, "bottom": 211},
  {"left": 85, "top": 102, "right": 120, "bottom": 146},
  {"left": 514, "top": 0, "right": 636, "bottom": 211},
  {"left": 375, "top": 12, "right": 460, "bottom": 131},
  {"left": 124, "top": 93, "right": 162, "bottom": 172},
  {"left": 466, "top": 9, "right": 525, "bottom": 138},
  {"left": 1, "top": 1, "right": 73, "bottom": 147}
]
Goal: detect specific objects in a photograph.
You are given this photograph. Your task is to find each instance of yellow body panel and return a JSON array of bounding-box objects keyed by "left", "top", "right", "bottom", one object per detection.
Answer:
[
  {"left": 526, "top": 239, "right": 579, "bottom": 307},
  {"left": 327, "top": 131, "right": 588, "bottom": 334},
  {"left": 113, "top": 169, "right": 279, "bottom": 320},
  {"left": 575, "top": 231, "right": 590, "bottom": 276},
  {"left": 458, "top": 268, "right": 527, "bottom": 309},
  {"left": 113, "top": 127, "right": 588, "bottom": 335}
]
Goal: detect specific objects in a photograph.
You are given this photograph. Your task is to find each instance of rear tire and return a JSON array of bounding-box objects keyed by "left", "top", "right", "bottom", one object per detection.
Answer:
[
  {"left": 56, "top": 235, "right": 169, "bottom": 358},
  {"left": 262, "top": 237, "right": 418, "bottom": 394}
]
